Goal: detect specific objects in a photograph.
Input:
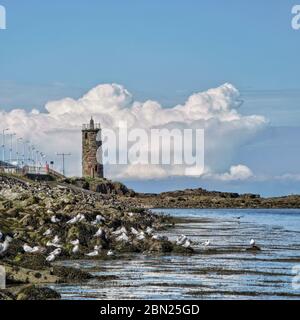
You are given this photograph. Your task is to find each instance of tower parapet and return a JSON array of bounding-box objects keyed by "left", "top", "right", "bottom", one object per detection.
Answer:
[{"left": 82, "top": 118, "right": 103, "bottom": 179}]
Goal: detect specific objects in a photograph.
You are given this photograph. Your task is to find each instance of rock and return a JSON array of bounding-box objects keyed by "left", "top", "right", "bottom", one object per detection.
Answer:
[{"left": 16, "top": 285, "right": 61, "bottom": 300}]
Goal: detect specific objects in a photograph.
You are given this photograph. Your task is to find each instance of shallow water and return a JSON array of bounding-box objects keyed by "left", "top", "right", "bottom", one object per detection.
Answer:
[{"left": 50, "top": 209, "right": 300, "bottom": 300}]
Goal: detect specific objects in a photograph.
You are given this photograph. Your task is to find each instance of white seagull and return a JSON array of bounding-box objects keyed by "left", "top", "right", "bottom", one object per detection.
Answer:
[
  {"left": 0, "top": 236, "right": 13, "bottom": 255},
  {"left": 116, "top": 233, "right": 129, "bottom": 242},
  {"left": 145, "top": 227, "right": 153, "bottom": 235},
  {"left": 131, "top": 227, "right": 139, "bottom": 235},
  {"left": 94, "top": 228, "right": 104, "bottom": 238},
  {"left": 70, "top": 239, "right": 80, "bottom": 246},
  {"left": 46, "top": 254, "right": 56, "bottom": 262},
  {"left": 176, "top": 235, "right": 187, "bottom": 246},
  {"left": 92, "top": 215, "right": 105, "bottom": 225},
  {"left": 72, "top": 245, "right": 79, "bottom": 254},
  {"left": 107, "top": 250, "right": 115, "bottom": 256},
  {"left": 51, "top": 215, "right": 60, "bottom": 223},
  {"left": 182, "top": 240, "right": 192, "bottom": 248},
  {"left": 113, "top": 227, "right": 127, "bottom": 235},
  {"left": 250, "top": 239, "right": 256, "bottom": 246},
  {"left": 43, "top": 229, "right": 52, "bottom": 237},
  {"left": 137, "top": 231, "right": 145, "bottom": 240},
  {"left": 203, "top": 240, "right": 211, "bottom": 247},
  {"left": 85, "top": 248, "right": 99, "bottom": 257}
]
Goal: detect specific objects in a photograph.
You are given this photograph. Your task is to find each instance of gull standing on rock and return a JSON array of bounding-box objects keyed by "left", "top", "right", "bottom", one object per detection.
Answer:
[
  {"left": 86, "top": 246, "right": 100, "bottom": 257},
  {"left": 92, "top": 215, "right": 105, "bottom": 225},
  {"left": 116, "top": 233, "right": 129, "bottom": 242},
  {"left": 51, "top": 215, "right": 60, "bottom": 223},
  {"left": 43, "top": 229, "right": 52, "bottom": 237},
  {"left": 131, "top": 227, "right": 139, "bottom": 235},
  {"left": 0, "top": 236, "right": 13, "bottom": 255},
  {"left": 176, "top": 235, "right": 187, "bottom": 246},
  {"left": 107, "top": 250, "right": 115, "bottom": 256}
]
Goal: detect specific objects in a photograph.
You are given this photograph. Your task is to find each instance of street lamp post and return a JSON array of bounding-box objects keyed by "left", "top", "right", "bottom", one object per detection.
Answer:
[
  {"left": 2, "top": 128, "right": 9, "bottom": 162},
  {"left": 16, "top": 138, "right": 23, "bottom": 166},
  {"left": 9, "top": 133, "right": 16, "bottom": 164}
]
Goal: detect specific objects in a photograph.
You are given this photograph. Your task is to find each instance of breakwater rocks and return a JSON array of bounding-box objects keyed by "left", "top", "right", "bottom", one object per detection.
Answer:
[{"left": 0, "top": 174, "right": 191, "bottom": 300}]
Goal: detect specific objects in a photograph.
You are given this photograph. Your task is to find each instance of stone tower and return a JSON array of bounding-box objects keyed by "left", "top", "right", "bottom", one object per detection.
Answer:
[{"left": 82, "top": 118, "right": 104, "bottom": 179}]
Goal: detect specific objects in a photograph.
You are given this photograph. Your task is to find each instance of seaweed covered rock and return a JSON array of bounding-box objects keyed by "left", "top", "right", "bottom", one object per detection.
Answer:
[{"left": 16, "top": 285, "right": 61, "bottom": 300}]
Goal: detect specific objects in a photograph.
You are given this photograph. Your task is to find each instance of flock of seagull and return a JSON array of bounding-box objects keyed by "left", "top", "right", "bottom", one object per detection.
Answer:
[{"left": 1, "top": 214, "right": 260, "bottom": 261}]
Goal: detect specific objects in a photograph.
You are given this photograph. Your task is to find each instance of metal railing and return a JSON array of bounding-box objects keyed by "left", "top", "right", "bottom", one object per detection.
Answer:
[{"left": 82, "top": 123, "right": 101, "bottom": 130}]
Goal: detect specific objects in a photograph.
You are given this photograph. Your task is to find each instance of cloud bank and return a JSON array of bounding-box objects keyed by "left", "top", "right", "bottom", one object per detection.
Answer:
[{"left": 0, "top": 83, "right": 267, "bottom": 179}]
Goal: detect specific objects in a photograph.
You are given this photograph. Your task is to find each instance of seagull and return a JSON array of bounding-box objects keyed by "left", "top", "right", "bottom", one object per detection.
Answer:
[
  {"left": 92, "top": 215, "right": 105, "bottom": 225},
  {"left": 46, "top": 254, "right": 56, "bottom": 262},
  {"left": 137, "top": 231, "right": 145, "bottom": 240},
  {"left": 43, "top": 229, "right": 52, "bottom": 237},
  {"left": 50, "top": 248, "right": 62, "bottom": 256},
  {"left": 52, "top": 235, "right": 60, "bottom": 245},
  {"left": 51, "top": 216, "right": 60, "bottom": 223},
  {"left": 131, "top": 227, "right": 139, "bottom": 235},
  {"left": 152, "top": 234, "right": 162, "bottom": 240},
  {"left": 70, "top": 239, "right": 79, "bottom": 246},
  {"left": 145, "top": 227, "right": 153, "bottom": 235},
  {"left": 250, "top": 239, "right": 256, "bottom": 246},
  {"left": 72, "top": 245, "right": 79, "bottom": 254},
  {"left": 85, "top": 249, "right": 99, "bottom": 257},
  {"left": 66, "top": 216, "right": 78, "bottom": 225},
  {"left": 113, "top": 227, "right": 127, "bottom": 235},
  {"left": 94, "top": 228, "right": 104, "bottom": 238},
  {"left": 176, "top": 235, "right": 187, "bottom": 246},
  {"left": 46, "top": 236, "right": 62, "bottom": 248},
  {"left": 116, "top": 233, "right": 129, "bottom": 242},
  {"left": 203, "top": 240, "right": 211, "bottom": 247},
  {"left": 0, "top": 236, "right": 13, "bottom": 255},
  {"left": 77, "top": 213, "right": 85, "bottom": 222},
  {"left": 182, "top": 240, "right": 192, "bottom": 248},
  {"left": 23, "top": 244, "right": 34, "bottom": 253},
  {"left": 107, "top": 250, "right": 115, "bottom": 256}
]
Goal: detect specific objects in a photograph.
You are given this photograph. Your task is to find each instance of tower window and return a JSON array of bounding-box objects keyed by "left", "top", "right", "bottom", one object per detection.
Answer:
[{"left": 85, "top": 132, "right": 88, "bottom": 139}]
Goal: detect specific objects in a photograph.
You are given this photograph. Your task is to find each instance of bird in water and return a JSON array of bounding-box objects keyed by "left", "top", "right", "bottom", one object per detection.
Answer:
[
  {"left": 203, "top": 240, "right": 211, "bottom": 247},
  {"left": 248, "top": 239, "right": 261, "bottom": 251}
]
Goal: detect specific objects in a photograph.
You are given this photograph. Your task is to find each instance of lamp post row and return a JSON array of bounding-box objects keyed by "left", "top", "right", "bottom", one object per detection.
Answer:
[{"left": 0, "top": 129, "right": 47, "bottom": 168}]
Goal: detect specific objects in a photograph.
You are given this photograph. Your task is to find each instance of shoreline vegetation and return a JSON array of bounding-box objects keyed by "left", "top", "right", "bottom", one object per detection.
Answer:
[{"left": 1, "top": 174, "right": 300, "bottom": 300}]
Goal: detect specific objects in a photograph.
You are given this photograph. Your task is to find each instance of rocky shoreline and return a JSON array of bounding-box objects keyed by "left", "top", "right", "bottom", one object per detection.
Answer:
[
  {"left": 0, "top": 175, "right": 191, "bottom": 300},
  {"left": 1, "top": 174, "right": 300, "bottom": 300}
]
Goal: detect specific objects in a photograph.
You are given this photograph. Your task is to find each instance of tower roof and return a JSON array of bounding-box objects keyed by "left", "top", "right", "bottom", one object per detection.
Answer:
[{"left": 82, "top": 118, "right": 101, "bottom": 131}]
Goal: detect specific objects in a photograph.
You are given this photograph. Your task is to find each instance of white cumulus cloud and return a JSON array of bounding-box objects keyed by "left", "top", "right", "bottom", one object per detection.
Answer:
[{"left": 0, "top": 83, "right": 267, "bottom": 179}]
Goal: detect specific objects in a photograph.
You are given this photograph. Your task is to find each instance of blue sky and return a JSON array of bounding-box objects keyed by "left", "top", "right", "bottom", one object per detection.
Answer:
[{"left": 0, "top": 0, "right": 300, "bottom": 196}]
